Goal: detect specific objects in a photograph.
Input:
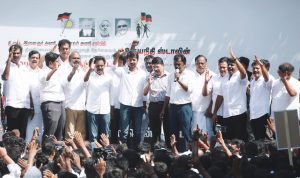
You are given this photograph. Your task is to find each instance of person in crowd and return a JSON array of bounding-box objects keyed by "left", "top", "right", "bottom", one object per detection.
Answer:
[
  {"left": 64, "top": 51, "right": 87, "bottom": 139},
  {"left": 212, "top": 48, "right": 248, "bottom": 142},
  {"left": 113, "top": 50, "right": 147, "bottom": 149},
  {"left": 40, "top": 52, "right": 66, "bottom": 140},
  {"left": 25, "top": 50, "right": 43, "bottom": 142},
  {"left": 84, "top": 56, "right": 112, "bottom": 141},
  {"left": 144, "top": 57, "right": 170, "bottom": 148},
  {"left": 161, "top": 54, "right": 194, "bottom": 152},
  {"left": 1, "top": 44, "right": 31, "bottom": 139},
  {"left": 191, "top": 55, "right": 215, "bottom": 138}
]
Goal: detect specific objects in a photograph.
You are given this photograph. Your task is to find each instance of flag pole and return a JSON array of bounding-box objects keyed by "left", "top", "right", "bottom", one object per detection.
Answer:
[
  {"left": 59, "top": 12, "right": 72, "bottom": 36},
  {"left": 61, "top": 19, "right": 69, "bottom": 35}
]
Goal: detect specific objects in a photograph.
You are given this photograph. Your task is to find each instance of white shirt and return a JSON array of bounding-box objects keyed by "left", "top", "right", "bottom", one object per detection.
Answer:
[
  {"left": 249, "top": 75, "right": 272, "bottom": 119},
  {"left": 148, "top": 71, "right": 169, "bottom": 103},
  {"left": 111, "top": 71, "right": 121, "bottom": 109},
  {"left": 85, "top": 71, "right": 112, "bottom": 114},
  {"left": 58, "top": 56, "right": 69, "bottom": 68},
  {"left": 209, "top": 73, "right": 229, "bottom": 116},
  {"left": 166, "top": 69, "right": 194, "bottom": 105},
  {"left": 39, "top": 67, "right": 65, "bottom": 103},
  {"left": 220, "top": 71, "right": 248, "bottom": 118},
  {"left": 27, "top": 67, "right": 42, "bottom": 113},
  {"left": 64, "top": 64, "right": 86, "bottom": 110},
  {"left": 114, "top": 66, "right": 147, "bottom": 107},
  {"left": 191, "top": 70, "right": 216, "bottom": 112},
  {"left": 271, "top": 77, "right": 300, "bottom": 117},
  {"left": 3, "top": 62, "right": 30, "bottom": 108}
]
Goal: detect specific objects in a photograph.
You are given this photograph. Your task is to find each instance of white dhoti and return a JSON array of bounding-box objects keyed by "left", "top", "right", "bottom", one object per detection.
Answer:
[{"left": 192, "top": 111, "right": 213, "bottom": 138}]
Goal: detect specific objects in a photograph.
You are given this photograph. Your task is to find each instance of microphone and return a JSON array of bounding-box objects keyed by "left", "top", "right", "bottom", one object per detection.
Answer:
[{"left": 174, "top": 67, "right": 179, "bottom": 82}]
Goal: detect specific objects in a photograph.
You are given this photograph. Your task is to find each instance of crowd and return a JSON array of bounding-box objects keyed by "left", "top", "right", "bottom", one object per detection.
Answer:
[{"left": 0, "top": 39, "right": 300, "bottom": 177}]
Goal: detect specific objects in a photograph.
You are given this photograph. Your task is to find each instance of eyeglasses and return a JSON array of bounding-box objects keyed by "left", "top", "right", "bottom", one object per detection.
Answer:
[{"left": 117, "top": 24, "right": 127, "bottom": 28}]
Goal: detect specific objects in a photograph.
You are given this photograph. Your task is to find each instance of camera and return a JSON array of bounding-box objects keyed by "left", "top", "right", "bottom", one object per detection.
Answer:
[
  {"left": 54, "top": 144, "right": 64, "bottom": 152},
  {"left": 93, "top": 147, "right": 109, "bottom": 160},
  {"left": 215, "top": 124, "right": 226, "bottom": 133}
]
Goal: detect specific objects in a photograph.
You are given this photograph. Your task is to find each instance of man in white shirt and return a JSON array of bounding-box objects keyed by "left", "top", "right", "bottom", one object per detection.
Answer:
[
  {"left": 113, "top": 50, "right": 147, "bottom": 149},
  {"left": 57, "top": 39, "right": 71, "bottom": 67},
  {"left": 1, "top": 44, "right": 31, "bottom": 139},
  {"left": 25, "top": 50, "right": 43, "bottom": 142},
  {"left": 249, "top": 57, "right": 273, "bottom": 140},
  {"left": 212, "top": 49, "right": 248, "bottom": 141},
  {"left": 143, "top": 57, "right": 170, "bottom": 148},
  {"left": 204, "top": 57, "right": 229, "bottom": 137},
  {"left": 140, "top": 55, "right": 154, "bottom": 144},
  {"left": 84, "top": 56, "right": 112, "bottom": 142},
  {"left": 191, "top": 55, "right": 215, "bottom": 138},
  {"left": 110, "top": 51, "right": 127, "bottom": 144},
  {"left": 64, "top": 51, "right": 86, "bottom": 139},
  {"left": 161, "top": 54, "right": 194, "bottom": 152},
  {"left": 40, "top": 52, "right": 66, "bottom": 140},
  {"left": 271, "top": 63, "right": 300, "bottom": 120}
]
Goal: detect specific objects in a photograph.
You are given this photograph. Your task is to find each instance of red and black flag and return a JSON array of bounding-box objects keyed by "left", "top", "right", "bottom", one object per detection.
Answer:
[
  {"left": 57, "top": 12, "right": 71, "bottom": 21},
  {"left": 141, "top": 12, "right": 146, "bottom": 22},
  {"left": 146, "top": 14, "right": 152, "bottom": 22}
]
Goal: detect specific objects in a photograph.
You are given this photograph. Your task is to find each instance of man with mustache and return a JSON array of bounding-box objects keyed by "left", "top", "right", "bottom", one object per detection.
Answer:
[
  {"left": 64, "top": 51, "right": 86, "bottom": 139},
  {"left": 249, "top": 56, "right": 273, "bottom": 140},
  {"left": 25, "top": 50, "right": 43, "bottom": 142},
  {"left": 271, "top": 63, "right": 300, "bottom": 122},
  {"left": 1, "top": 44, "right": 31, "bottom": 139},
  {"left": 113, "top": 50, "right": 147, "bottom": 149},
  {"left": 84, "top": 56, "right": 112, "bottom": 141},
  {"left": 191, "top": 55, "right": 215, "bottom": 138},
  {"left": 212, "top": 48, "right": 249, "bottom": 142},
  {"left": 203, "top": 57, "right": 229, "bottom": 137},
  {"left": 40, "top": 52, "right": 65, "bottom": 140}
]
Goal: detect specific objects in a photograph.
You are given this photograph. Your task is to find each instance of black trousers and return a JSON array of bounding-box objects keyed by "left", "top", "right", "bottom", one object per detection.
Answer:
[
  {"left": 223, "top": 112, "right": 248, "bottom": 142},
  {"left": 110, "top": 108, "right": 120, "bottom": 144},
  {"left": 5, "top": 106, "right": 30, "bottom": 139},
  {"left": 148, "top": 102, "right": 170, "bottom": 148},
  {"left": 251, "top": 113, "right": 269, "bottom": 140}
]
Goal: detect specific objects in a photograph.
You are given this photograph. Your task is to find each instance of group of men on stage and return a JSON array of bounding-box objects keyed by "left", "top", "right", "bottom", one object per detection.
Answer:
[{"left": 1, "top": 39, "right": 300, "bottom": 152}]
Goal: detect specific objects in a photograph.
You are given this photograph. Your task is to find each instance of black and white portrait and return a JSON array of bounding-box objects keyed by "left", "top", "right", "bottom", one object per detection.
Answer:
[
  {"left": 79, "top": 18, "right": 95, "bottom": 37},
  {"left": 115, "top": 18, "right": 131, "bottom": 36}
]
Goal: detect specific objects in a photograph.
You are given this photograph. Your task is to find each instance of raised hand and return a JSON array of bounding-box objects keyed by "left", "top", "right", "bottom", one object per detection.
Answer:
[
  {"left": 95, "top": 158, "right": 106, "bottom": 177},
  {"left": 229, "top": 46, "right": 237, "bottom": 60},
  {"left": 254, "top": 55, "right": 263, "bottom": 66},
  {"left": 99, "top": 134, "right": 110, "bottom": 147},
  {"left": 170, "top": 134, "right": 177, "bottom": 148},
  {"left": 267, "top": 118, "right": 276, "bottom": 133},
  {"left": 147, "top": 74, "right": 153, "bottom": 84},
  {"left": 204, "top": 70, "right": 212, "bottom": 83},
  {"left": 43, "top": 169, "right": 56, "bottom": 178},
  {"left": 51, "top": 44, "right": 58, "bottom": 53},
  {"left": 131, "top": 40, "right": 139, "bottom": 50},
  {"left": 74, "top": 131, "right": 85, "bottom": 148}
]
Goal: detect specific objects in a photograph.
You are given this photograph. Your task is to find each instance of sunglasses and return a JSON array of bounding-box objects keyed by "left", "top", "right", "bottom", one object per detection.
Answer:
[{"left": 117, "top": 24, "right": 127, "bottom": 28}]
